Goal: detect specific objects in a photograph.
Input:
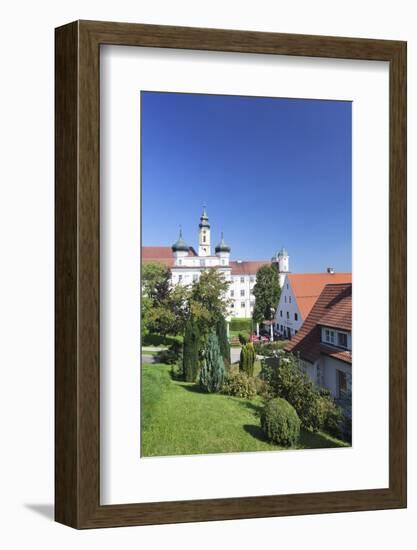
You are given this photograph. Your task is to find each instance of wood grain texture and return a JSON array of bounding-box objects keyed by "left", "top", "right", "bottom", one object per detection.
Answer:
[{"left": 55, "top": 20, "right": 407, "bottom": 529}]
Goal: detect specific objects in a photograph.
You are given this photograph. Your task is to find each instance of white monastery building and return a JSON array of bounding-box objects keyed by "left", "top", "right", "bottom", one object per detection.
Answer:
[{"left": 142, "top": 208, "right": 290, "bottom": 319}]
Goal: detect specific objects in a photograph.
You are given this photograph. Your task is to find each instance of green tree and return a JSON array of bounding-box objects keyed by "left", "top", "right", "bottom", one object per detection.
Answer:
[
  {"left": 252, "top": 264, "right": 281, "bottom": 324},
  {"left": 141, "top": 262, "right": 189, "bottom": 338},
  {"left": 200, "top": 331, "right": 225, "bottom": 393},
  {"left": 215, "top": 316, "right": 230, "bottom": 368},
  {"left": 190, "top": 268, "right": 230, "bottom": 339},
  {"left": 182, "top": 316, "right": 201, "bottom": 382},
  {"left": 142, "top": 262, "right": 171, "bottom": 304}
]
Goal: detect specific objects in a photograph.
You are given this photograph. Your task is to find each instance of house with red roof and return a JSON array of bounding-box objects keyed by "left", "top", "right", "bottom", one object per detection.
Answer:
[
  {"left": 274, "top": 271, "right": 352, "bottom": 339},
  {"left": 285, "top": 282, "right": 352, "bottom": 399}
]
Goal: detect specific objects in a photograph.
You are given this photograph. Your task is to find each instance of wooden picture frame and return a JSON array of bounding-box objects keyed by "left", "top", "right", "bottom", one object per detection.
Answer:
[{"left": 55, "top": 20, "right": 407, "bottom": 529}]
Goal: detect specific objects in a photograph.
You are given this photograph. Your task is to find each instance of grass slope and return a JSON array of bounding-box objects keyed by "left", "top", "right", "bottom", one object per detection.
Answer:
[{"left": 141, "top": 363, "right": 348, "bottom": 457}]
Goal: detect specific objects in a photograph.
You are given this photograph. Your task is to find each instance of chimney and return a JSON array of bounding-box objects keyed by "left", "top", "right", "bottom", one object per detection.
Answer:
[{"left": 327, "top": 267, "right": 335, "bottom": 274}]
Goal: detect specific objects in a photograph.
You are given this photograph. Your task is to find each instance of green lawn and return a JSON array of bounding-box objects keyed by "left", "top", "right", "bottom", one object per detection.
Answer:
[{"left": 141, "top": 363, "right": 348, "bottom": 457}]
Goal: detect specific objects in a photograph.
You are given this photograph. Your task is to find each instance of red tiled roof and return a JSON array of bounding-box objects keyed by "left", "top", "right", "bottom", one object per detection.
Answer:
[
  {"left": 230, "top": 260, "right": 270, "bottom": 275},
  {"left": 287, "top": 273, "right": 352, "bottom": 320},
  {"left": 142, "top": 246, "right": 197, "bottom": 267},
  {"left": 285, "top": 283, "right": 352, "bottom": 365}
]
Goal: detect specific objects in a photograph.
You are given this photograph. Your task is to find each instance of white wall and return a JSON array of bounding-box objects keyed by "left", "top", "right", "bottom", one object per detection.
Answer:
[
  {"left": 275, "top": 277, "right": 302, "bottom": 335},
  {"left": 323, "top": 356, "right": 352, "bottom": 398},
  {"left": 0, "top": 1, "right": 416, "bottom": 549}
]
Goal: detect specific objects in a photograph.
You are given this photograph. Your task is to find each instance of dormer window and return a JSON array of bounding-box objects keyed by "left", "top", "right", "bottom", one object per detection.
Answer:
[
  {"left": 337, "top": 332, "right": 348, "bottom": 349},
  {"left": 324, "top": 329, "right": 335, "bottom": 344}
]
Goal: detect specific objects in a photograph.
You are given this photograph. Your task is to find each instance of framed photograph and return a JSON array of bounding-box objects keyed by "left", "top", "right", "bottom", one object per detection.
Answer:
[{"left": 55, "top": 20, "right": 406, "bottom": 528}]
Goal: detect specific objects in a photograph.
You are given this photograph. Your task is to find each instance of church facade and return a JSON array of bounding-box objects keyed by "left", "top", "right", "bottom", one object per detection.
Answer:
[{"left": 142, "top": 208, "right": 290, "bottom": 319}]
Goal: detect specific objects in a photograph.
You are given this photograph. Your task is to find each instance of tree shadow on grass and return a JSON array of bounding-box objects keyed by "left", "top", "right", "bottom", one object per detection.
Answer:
[
  {"left": 177, "top": 382, "right": 207, "bottom": 394},
  {"left": 243, "top": 424, "right": 271, "bottom": 444},
  {"left": 298, "top": 430, "right": 348, "bottom": 449},
  {"left": 236, "top": 399, "right": 263, "bottom": 416}
]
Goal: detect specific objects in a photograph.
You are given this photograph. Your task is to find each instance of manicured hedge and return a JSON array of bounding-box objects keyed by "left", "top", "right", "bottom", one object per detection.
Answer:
[
  {"left": 230, "top": 318, "right": 252, "bottom": 332},
  {"left": 260, "top": 397, "right": 301, "bottom": 446}
]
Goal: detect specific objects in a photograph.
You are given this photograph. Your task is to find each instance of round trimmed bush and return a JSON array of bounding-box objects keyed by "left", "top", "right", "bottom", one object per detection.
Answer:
[{"left": 260, "top": 397, "right": 301, "bottom": 446}]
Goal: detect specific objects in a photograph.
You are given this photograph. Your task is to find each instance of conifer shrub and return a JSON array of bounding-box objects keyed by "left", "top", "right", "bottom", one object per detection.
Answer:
[
  {"left": 260, "top": 397, "right": 301, "bottom": 446},
  {"left": 182, "top": 316, "right": 201, "bottom": 382},
  {"left": 200, "top": 331, "right": 225, "bottom": 393},
  {"left": 239, "top": 342, "right": 256, "bottom": 377},
  {"left": 238, "top": 333, "right": 248, "bottom": 345},
  {"left": 216, "top": 316, "right": 231, "bottom": 368}
]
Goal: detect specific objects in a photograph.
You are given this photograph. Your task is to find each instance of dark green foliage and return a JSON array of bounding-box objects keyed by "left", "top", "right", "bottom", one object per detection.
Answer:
[
  {"left": 222, "top": 370, "right": 258, "bottom": 399},
  {"left": 182, "top": 317, "right": 201, "bottom": 382},
  {"left": 200, "top": 331, "right": 225, "bottom": 393},
  {"left": 238, "top": 333, "right": 248, "bottom": 345},
  {"left": 260, "top": 398, "right": 301, "bottom": 446},
  {"left": 318, "top": 397, "right": 344, "bottom": 440},
  {"left": 268, "top": 355, "right": 322, "bottom": 431},
  {"left": 261, "top": 354, "right": 348, "bottom": 437},
  {"left": 252, "top": 265, "right": 281, "bottom": 324},
  {"left": 239, "top": 342, "right": 256, "bottom": 377},
  {"left": 157, "top": 340, "right": 183, "bottom": 365},
  {"left": 216, "top": 316, "right": 230, "bottom": 368},
  {"left": 230, "top": 318, "right": 252, "bottom": 332}
]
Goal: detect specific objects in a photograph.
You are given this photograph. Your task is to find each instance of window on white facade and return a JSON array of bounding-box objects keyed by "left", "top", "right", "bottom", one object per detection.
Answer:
[
  {"left": 250, "top": 276, "right": 255, "bottom": 282},
  {"left": 193, "top": 274, "right": 198, "bottom": 282},
  {"left": 289, "top": 296, "right": 292, "bottom": 303},
  {"left": 241, "top": 302, "right": 245, "bottom": 308},
  {"left": 337, "top": 332, "right": 348, "bottom": 348},
  {"left": 230, "top": 290, "right": 234, "bottom": 297},
  {"left": 178, "top": 259, "right": 182, "bottom": 265},
  {"left": 240, "top": 290, "right": 245, "bottom": 297},
  {"left": 294, "top": 313, "right": 298, "bottom": 321},
  {"left": 280, "top": 310, "right": 282, "bottom": 317},
  {"left": 240, "top": 276, "right": 244, "bottom": 283},
  {"left": 286, "top": 311, "right": 289, "bottom": 319},
  {"left": 178, "top": 275, "right": 183, "bottom": 282},
  {"left": 284, "top": 296, "right": 287, "bottom": 303},
  {"left": 200, "top": 259, "right": 204, "bottom": 266}
]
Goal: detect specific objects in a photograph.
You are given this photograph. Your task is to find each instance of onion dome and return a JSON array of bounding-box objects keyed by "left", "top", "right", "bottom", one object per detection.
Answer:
[
  {"left": 215, "top": 232, "right": 231, "bottom": 254},
  {"left": 199, "top": 206, "right": 210, "bottom": 229},
  {"left": 171, "top": 228, "right": 189, "bottom": 252}
]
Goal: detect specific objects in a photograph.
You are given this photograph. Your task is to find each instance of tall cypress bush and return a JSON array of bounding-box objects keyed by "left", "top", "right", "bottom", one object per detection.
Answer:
[
  {"left": 239, "top": 342, "right": 256, "bottom": 377},
  {"left": 182, "top": 316, "right": 200, "bottom": 382},
  {"left": 216, "top": 316, "right": 230, "bottom": 368},
  {"left": 200, "top": 331, "right": 225, "bottom": 393}
]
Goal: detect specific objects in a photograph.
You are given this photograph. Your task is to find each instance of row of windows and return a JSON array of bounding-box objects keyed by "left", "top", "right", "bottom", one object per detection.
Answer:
[
  {"left": 279, "top": 310, "right": 298, "bottom": 321},
  {"left": 230, "top": 289, "right": 254, "bottom": 298},
  {"left": 284, "top": 295, "right": 292, "bottom": 303},
  {"left": 230, "top": 301, "right": 255, "bottom": 309}
]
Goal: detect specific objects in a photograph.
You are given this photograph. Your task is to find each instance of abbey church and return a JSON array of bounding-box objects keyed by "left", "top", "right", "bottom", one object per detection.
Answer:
[{"left": 142, "top": 208, "right": 290, "bottom": 319}]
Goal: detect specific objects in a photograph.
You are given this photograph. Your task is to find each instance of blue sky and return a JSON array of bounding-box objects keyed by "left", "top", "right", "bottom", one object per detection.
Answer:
[{"left": 141, "top": 91, "right": 352, "bottom": 273}]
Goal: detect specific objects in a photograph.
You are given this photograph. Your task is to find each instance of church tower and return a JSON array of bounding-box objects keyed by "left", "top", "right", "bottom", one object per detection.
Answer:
[
  {"left": 198, "top": 207, "right": 211, "bottom": 256},
  {"left": 272, "top": 247, "right": 290, "bottom": 288}
]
